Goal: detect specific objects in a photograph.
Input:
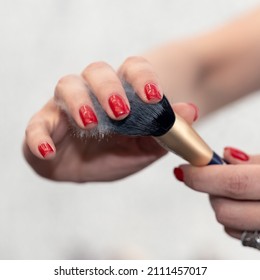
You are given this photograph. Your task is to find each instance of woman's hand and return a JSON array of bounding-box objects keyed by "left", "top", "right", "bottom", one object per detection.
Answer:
[
  {"left": 173, "top": 147, "right": 260, "bottom": 241},
  {"left": 23, "top": 56, "right": 197, "bottom": 182}
]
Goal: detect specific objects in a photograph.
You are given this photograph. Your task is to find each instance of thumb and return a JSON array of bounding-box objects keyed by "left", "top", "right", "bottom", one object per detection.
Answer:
[
  {"left": 224, "top": 146, "right": 260, "bottom": 164},
  {"left": 172, "top": 102, "right": 199, "bottom": 125}
]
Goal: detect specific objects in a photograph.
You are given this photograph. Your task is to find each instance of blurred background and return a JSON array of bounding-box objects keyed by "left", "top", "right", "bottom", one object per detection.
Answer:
[{"left": 1, "top": 0, "right": 260, "bottom": 259}]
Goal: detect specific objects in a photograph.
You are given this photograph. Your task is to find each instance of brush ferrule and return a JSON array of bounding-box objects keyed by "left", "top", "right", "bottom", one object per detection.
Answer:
[{"left": 157, "top": 114, "right": 214, "bottom": 166}]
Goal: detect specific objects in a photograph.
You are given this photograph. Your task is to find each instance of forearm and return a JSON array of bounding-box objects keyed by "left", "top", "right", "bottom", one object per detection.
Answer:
[{"left": 145, "top": 7, "right": 260, "bottom": 116}]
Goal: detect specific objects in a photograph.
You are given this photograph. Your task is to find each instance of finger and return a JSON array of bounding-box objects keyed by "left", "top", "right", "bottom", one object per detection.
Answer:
[
  {"left": 54, "top": 74, "right": 98, "bottom": 129},
  {"left": 224, "top": 146, "right": 260, "bottom": 164},
  {"left": 172, "top": 102, "right": 199, "bottom": 125},
  {"left": 210, "top": 196, "right": 260, "bottom": 231},
  {"left": 25, "top": 99, "right": 59, "bottom": 160},
  {"left": 224, "top": 227, "right": 242, "bottom": 240},
  {"left": 174, "top": 164, "right": 260, "bottom": 200},
  {"left": 82, "top": 62, "right": 130, "bottom": 120},
  {"left": 118, "top": 56, "right": 163, "bottom": 103}
]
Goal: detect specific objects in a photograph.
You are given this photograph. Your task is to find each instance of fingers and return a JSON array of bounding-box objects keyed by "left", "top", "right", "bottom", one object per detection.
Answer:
[
  {"left": 118, "top": 56, "right": 163, "bottom": 103},
  {"left": 173, "top": 145, "right": 260, "bottom": 241},
  {"left": 25, "top": 99, "right": 61, "bottom": 160},
  {"left": 172, "top": 102, "right": 199, "bottom": 125},
  {"left": 55, "top": 75, "right": 99, "bottom": 127},
  {"left": 224, "top": 146, "right": 260, "bottom": 164},
  {"left": 56, "top": 58, "right": 198, "bottom": 129},
  {"left": 224, "top": 227, "right": 242, "bottom": 240},
  {"left": 26, "top": 57, "right": 198, "bottom": 162},
  {"left": 80, "top": 57, "right": 164, "bottom": 121},
  {"left": 81, "top": 62, "right": 130, "bottom": 120},
  {"left": 56, "top": 57, "right": 164, "bottom": 127},
  {"left": 210, "top": 196, "right": 260, "bottom": 231},
  {"left": 174, "top": 164, "right": 260, "bottom": 200}
]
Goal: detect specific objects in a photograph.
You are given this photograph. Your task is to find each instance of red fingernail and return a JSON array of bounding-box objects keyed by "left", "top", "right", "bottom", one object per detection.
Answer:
[
  {"left": 79, "top": 105, "right": 98, "bottom": 127},
  {"left": 188, "top": 102, "right": 199, "bottom": 122},
  {"left": 173, "top": 167, "right": 184, "bottom": 182},
  {"left": 38, "top": 142, "right": 54, "bottom": 158},
  {"left": 144, "top": 83, "right": 162, "bottom": 101},
  {"left": 225, "top": 147, "right": 249, "bottom": 161},
  {"left": 108, "top": 94, "right": 130, "bottom": 118}
]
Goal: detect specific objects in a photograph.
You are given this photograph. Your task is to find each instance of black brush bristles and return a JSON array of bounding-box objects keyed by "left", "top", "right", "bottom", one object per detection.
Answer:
[{"left": 72, "top": 83, "right": 176, "bottom": 138}]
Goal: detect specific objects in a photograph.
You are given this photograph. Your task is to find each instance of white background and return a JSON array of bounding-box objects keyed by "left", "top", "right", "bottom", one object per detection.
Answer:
[{"left": 0, "top": 0, "right": 260, "bottom": 259}]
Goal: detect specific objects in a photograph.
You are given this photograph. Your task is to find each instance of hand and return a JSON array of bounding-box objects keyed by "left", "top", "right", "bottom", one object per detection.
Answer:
[
  {"left": 24, "top": 57, "right": 197, "bottom": 182},
  {"left": 173, "top": 147, "right": 260, "bottom": 241}
]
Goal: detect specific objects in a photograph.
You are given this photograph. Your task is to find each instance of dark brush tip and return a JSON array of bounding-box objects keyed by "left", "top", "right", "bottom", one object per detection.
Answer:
[
  {"left": 109, "top": 95, "right": 176, "bottom": 136},
  {"left": 111, "top": 94, "right": 176, "bottom": 136},
  {"left": 89, "top": 83, "right": 176, "bottom": 137}
]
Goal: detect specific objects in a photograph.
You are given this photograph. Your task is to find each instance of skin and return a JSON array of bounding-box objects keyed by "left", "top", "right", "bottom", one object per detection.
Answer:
[
  {"left": 24, "top": 8, "right": 260, "bottom": 242},
  {"left": 179, "top": 150, "right": 260, "bottom": 240},
  {"left": 144, "top": 8, "right": 260, "bottom": 242},
  {"left": 23, "top": 58, "right": 197, "bottom": 182}
]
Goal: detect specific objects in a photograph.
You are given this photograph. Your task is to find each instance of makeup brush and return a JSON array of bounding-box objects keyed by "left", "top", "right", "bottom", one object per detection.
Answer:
[{"left": 74, "top": 83, "right": 224, "bottom": 166}]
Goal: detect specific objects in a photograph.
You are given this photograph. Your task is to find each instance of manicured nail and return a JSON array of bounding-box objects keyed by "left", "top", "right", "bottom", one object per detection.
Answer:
[
  {"left": 173, "top": 167, "right": 184, "bottom": 182},
  {"left": 38, "top": 142, "right": 54, "bottom": 158},
  {"left": 188, "top": 103, "right": 199, "bottom": 122},
  {"left": 108, "top": 94, "right": 130, "bottom": 118},
  {"left": 225, "top": 147, "right": 249, "bottom": 161},
  {"left": 144, "top": 83, "right": 162, "bottom": 101},
  {"left": 79, "top": 105, "right": 98, "bottom": 127}
]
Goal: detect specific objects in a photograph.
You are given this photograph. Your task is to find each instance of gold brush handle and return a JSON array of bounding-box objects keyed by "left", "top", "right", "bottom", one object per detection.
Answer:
[{"left": 157, "top": 114, "right": 214, "bottom": 166}]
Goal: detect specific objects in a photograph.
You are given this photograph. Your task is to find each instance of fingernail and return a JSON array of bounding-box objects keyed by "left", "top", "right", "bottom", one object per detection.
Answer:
[
  {"left": 108, "top": 94, "right": 130, "bottom": 118},
  {"left": 188, "top": 102, "right": 199, "bottom": 122},
  {"left": 225, "top": 147, "right": 249, "bottom": 161},
  {"left": 38, "top": 142, "right": 54, "bottom": 158},
  {"left": 144, "top": 83, "right": 162, "bottom": 101},
  {"left": 173, "top": 167, "right": 184, "bottom": 182},
  {"left": 79, "top": 105, "right": 98, "bottom": 127}
]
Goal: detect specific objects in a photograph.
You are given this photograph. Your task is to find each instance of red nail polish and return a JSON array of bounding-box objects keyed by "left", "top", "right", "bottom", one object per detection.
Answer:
[
  {"left": 79, "top": 105, "right": 98, "bottom": 127},
  {"left": 38, "top": 142, "right": 54, "bottom": 158},
  {"left": 225, "top": 147, "right": 249, "bottom": 161},
  {"left": 108, "top": 94, "right": 130, "bottom": 118},
  {"left": 188, "top": 103, "right": 199, "bottom": 122},
  {"left": 144, "top": 83, "right": 162, "bottom": 101},
  {"left": 173, "top": 167, "right": 184, "bottom": 182}
]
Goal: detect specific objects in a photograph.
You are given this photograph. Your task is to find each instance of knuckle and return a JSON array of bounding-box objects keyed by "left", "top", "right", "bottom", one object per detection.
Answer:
[
  {"left": 184, "top": 169, "right": 201, "bottom": 191},
  {"left": 82, "top": 61, "right": 109, "bottom": 77},
  {"left": 123, "top": 56, "right": 144, "bottom": 66},
  {"left": 25, "top": 118, "right": 49, "bottom": 139},
  {"left": 224, "top": 227, "right": 231, "bottom": 235},
  {"left": 224, "top": 169, "right": 249, "bottom": 198},
  {"left": 25, "top": 121, "right": 39, "bottom": 139},
  {"left": 215, "top": 211, "right": 225, "bottom": 225},
  {"left": 214, "top": 201, "right": 229, "bottom": 225},
  {"left": 25, "top": 124, "right": 32, "bottom": 139},
  {"left": 119, "top": 56, "right": 147, "bottom": 76},
  {"left": 54, "top": 74, "right": 76, "bottom": 98}
]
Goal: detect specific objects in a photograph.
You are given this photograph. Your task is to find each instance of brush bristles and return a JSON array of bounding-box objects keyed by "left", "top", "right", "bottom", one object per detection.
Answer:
[{"left": 66, "top": 83, "right": 176, "bottom": 138}]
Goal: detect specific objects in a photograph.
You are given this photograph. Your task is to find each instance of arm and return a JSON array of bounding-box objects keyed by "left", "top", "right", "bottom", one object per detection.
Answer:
[
  {"left": 145, "top": 7, "right": 260, "bottom": 116},
  {"left": 24, "top": 7, "right": 260, "bottom": 182},
  {"left": 167, "top": 8, "right": 260, "bottom": 247}
]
